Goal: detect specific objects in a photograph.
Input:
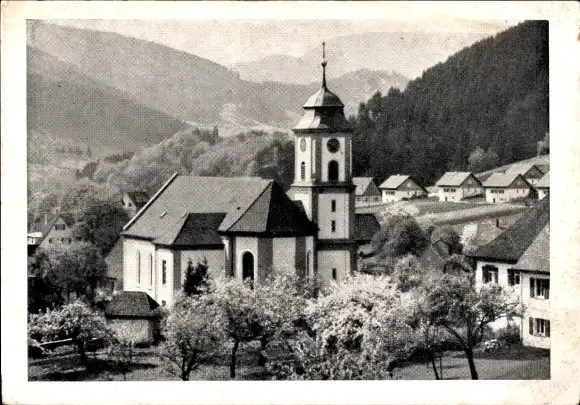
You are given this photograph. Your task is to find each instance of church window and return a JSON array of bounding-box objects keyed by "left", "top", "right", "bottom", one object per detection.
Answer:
[
  {"left": 242, "top": 252, "right": 255, "bottom": 286},
  {"left": 149, "top": 253, "right": 153, "bottom": 286},
  {"left": 328, "top": 160, "right": 339, "bottom": 182},
  {"left": 136, "top": 251, "right": 141, "bottom": 284},
  {"left": 331, "top": 199, "right": 336, "bottom": 212},
  {"left": 306, "top": 251, "right": 311, "bottom": 278},
  {"left": 331, "top": 220, "right": 336, "bottom": 233},
  {"left": 332, "top": 268, "right": 337, "bottom": 281},
  {"left": 300, "top": 162, "right": 306, "bottom": 180},
  {"left": 162, "top": 260, "right": 167, "bottom": 285}
]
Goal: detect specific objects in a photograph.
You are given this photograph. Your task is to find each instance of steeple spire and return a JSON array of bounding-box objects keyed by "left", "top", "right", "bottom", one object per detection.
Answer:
[{"left": 321, "top": 41, "right": 327, "bottom": 88}]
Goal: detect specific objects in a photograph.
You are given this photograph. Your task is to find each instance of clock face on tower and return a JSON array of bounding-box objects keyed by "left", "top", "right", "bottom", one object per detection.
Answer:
[
  {"left": 300, "top": 138, "right": 306, "bottom": 152},
  {"left": 327, "top": 138, "right": 340, "bottom": 153}
]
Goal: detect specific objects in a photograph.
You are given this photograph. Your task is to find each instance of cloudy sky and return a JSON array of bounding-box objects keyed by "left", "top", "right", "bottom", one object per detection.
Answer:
[{"left": 51, "top": 19, "right": 517, "bottom": 79}]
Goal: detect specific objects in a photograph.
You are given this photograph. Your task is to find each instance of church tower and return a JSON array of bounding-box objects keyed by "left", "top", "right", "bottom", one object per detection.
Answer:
[{"left": 288, "top": 42, "right": 357, "bottom": 286}]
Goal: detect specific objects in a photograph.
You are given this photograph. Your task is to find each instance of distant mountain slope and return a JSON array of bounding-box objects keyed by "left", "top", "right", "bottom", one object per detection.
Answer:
[
  {"left": 352, "top": 21, "right": 549, "bottom": 187},
  {"left": 28, "top": 46, "right": 188, "bottom": 160},
  {"left": 27, "top": 21, "right": 408, "bottom": 135},
  {"left": 233, "top": 31, "right": 491, "bottom": 84}
]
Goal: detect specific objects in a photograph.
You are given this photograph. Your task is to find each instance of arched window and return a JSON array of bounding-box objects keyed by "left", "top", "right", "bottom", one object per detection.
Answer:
[
  {"left": 136, "top": 251, "right": 141, "bottom": 284},
  {"left": 300, "top": 161, "right": 306, "bottom": 180},
  {"left": 149, "top": 253, "right": 153, "bottom": 286},
  {"left": 328, "top": 160, "right": 339, "bottom": 182},
  {"left": 306, "top": 251, "right": 311, "bottom": 278},
  {"left": 242, "top": 252, "right": 255, "bottom": 284}
]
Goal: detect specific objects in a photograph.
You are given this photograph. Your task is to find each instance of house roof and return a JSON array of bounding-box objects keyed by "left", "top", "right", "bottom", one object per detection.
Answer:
[
  {"left": 355, "top": 213, "right": 380, "bottom": 243},
  {"left": 379, "top": 175, "right": 409, "bottom": 190},
  {"left": 123, "top": 175, "right": 317, "bottom": 241},
  {"left": 419, "top": 239, "right": 451, "bottom": 271},
  {"left": 536, "top": 172, "right": 550, "bottom": 188},
  {"left": 470, "top": 195, "right": 549, "bottom": 262},
  {"left": 435, "top": 172, "right": 480, "bottom": 187},
  {"left": 35, "top": 213, "right": 75, "bottom": 244},
  {"left": 353, "top": 177, "right": 376, "bottom": 196},
  {"left": 125, "top": 191, "right": 150, "bottom": 208},
  {"left": 153, "top": 213, "right": 227, "bottom": 247},
  {"left": 222, "top": 182, "right": 318, "bottom": 236},
  {"left": 505, "top": 163, "right": 547, "bottom": 176},
  {"left": 513, "top": 224, "right": 549, "bottom": 272},
  {"left": 105, "top": 291, "right": 160, "bottom": 318},
  {"left": 482, "top": 172, "right": 530, "bottom": 188}
]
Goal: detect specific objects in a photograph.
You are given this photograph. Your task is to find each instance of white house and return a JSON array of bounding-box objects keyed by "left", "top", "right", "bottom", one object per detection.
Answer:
[
  {"left": 535, "top": 172, "right": 549, "bottom": 200},
  {"left": 35, "top": 213, "right": 81, "bottom": 251},
  {"left": 434, "top": 172, "right": 483, "bottom": 202},
  {"left": 352, "top": 177, "right": 381, "bottom": 204},
  {"left": 121, "top": 47, "right": 359, "bottom": 308},
  {"left": 122, "top": 191, "right": 150, "bottom": 218},
  {"left": 470, "top": 196, "right": 550, "bottom": 348},
  {"left": 482, "top": 173, "right": 533, "bottom": 203},
  {"left": 378, "top": 174, "right": 427, "bottom": 203}
]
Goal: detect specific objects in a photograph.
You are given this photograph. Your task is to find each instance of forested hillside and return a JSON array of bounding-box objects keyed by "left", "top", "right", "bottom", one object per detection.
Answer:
[{"left": 351, "top": 21, "right": 549, "bottom": 186}]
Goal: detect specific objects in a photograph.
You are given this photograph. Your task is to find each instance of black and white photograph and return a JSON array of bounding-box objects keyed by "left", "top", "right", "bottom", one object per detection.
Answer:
[{"left": 2, "top": 1, "right": 579, "bottom": 404}]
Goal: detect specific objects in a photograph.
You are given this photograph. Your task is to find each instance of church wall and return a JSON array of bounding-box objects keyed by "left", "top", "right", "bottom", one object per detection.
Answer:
[
  {"left": 257, "top": 238, "right": 274, "bottom": 280},
  {"left": 272, "top": 237, "right": 297, "bottom": 274},
  {"left": 123, "top": 238, "right": 156, "bottom": 298},
  {"left": 318, "top": 249, "right": 350, "bottom": 287},
  {"left": 179, "top": 249, "right": 225, "bottom": 284},
  {"left": 294, "top": 135, "right": 313, "bottom": 183},
  {"left": 305, "top": 236, "right": 315, "bottom": 280},
  {"left": 318, "top": 193, "right": 350, "bottom": 239}
]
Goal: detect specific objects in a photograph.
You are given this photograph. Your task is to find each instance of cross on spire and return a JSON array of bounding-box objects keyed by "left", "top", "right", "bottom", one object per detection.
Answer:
[{"left": 321, "top": 41, "right": 327, "bottom": 88}]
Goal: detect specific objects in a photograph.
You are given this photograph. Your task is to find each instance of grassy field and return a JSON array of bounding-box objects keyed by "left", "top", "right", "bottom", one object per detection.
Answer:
[{"left": 29, "top": 342, "right": 549, "bottom": 381}]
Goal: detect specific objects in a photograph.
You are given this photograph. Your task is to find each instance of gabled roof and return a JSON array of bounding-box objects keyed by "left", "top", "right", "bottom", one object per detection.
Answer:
[
  {"left": 353, "top": 177, "right": 376, "bottom": 196},
  {"left": 153, "top": 213, "right": 226, "bottom": 247},
  {"left": 513, "top": 224, "right": 549, "bottom": 272},
  {"left": 221, "top": 182, "right": 318, "bottom": 236},
  {"left": 122, "top": 175, "right": 271, "bottom": 240},
  {"left": 36, "top": 213, "right": 76, "bottom": 244},
  {"left": 483, "top": 172, "right": 530, "bottom": 188},
  {"left": 125, "top": 191, "right": 150, "bottom": 208},
  {"left": 506, "top": 163, "right": 547, "bottom": 176},
  {"left": 435, "top": 172, "right": 481, "bottom": 187},
  {"left": 419, "top": 239, "right": 451, "bottom": 271},
  {"left": 355, "top": 213, "right": 380, "bottom": 243},
  {"left": 379, "top": 175, "right": 409, "bottom": 189},
  {"left": 105, "top": 291, "right": 160, "bottom": 318},
  {"left": 470, "top": 196, "right": 549, "bottom": 262},
  {"left": 536, "top": 172, "right": 550, "bottom": 188}
]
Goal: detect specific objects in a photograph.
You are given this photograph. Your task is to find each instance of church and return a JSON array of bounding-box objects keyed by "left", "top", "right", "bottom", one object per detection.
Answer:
[{"left": 120, "top": 45, "right": 362, "bottom": 308}]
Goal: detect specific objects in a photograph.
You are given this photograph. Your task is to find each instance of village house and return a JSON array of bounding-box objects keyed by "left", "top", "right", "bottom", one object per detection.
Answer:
[
  {"left": 352, "top": 177, "right": 381, "bottom": 204},
  {"left": 469, "top": 196, "right": 549, "bottom": 348},
  {"left": 379, "top": 174, "right": 427, "bottom": 203},
  {"left": 105, "top": 291, "right": 161, "bottom": 344},
  {"left": 119, "top": 48, "right": 361, "bottom": 308},
  {"left": 505, "top": 163, "right": 548, "bottom": 186},
  {"left": 434, "top": 172, "right": 483, "bottom": 202},
  {"left": 482, "top": 172, "right": 533, "bottom": 203},
  {"left": 535, "top": 172, "right": 549, "bottom": 200},
  {"left": 122, "top": 191, "right": 150, "bottom": 218},
  {"left": 35, "top": 213, "right": 80, "bottom": 251}
]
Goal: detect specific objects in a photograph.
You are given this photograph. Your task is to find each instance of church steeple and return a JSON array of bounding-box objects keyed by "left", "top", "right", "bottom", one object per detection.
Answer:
[{"left": 321, "top": 41, "right": 327, "bottom": 89}]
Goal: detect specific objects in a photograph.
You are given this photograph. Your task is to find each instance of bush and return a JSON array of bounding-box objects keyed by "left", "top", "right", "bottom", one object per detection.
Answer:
[{"left": 495, "top": 324, "right": 521, "bottom": 346}]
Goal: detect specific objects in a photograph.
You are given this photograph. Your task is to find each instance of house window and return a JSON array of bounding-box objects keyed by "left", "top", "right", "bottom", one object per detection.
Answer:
[
  {"left": 331, "top": 200, "right": 336, "bottom": 212},
  {"left": 529, "top": 317, "right": 550, "bottom": 337},
  {"left": 136, "top": 251, "right": 141, "bottom": 284},
  {"left": 161, "top": 300, "right": 166, "bottom": 307},
  {"left": 508, "top": 269, "right": 520, "bottom": 286},
  {"left": 54, "top": 224, "right": 66, "bottom": 231},
  {"left": 332, "top": 268, "right": 337, "bottom": 281},
  {"left": 331, "top": 220, "right": 336, "bottom": 233},
  {"left": 162, "top": 260, "right": 167, "bottom": 285},
  {"left": 328, "top": 160, "right": 339, "bottom": 182},
  {"left": 48, "top": 238, "right": 54, "bottom": 244},
  {"left": 300, "top": 162, "right": 306, "bottom": 180},
  {"left": 61, "top": 238, "right": 65, "bottom": 243},
  {"left": 482, "top": 265, "right": 499, "bottom": 284},
  {"left": 530, "top": 278, "right": 549, "bottom": 299}
]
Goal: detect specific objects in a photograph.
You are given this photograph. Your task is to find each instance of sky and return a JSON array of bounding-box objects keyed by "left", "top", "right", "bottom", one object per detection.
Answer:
[{"left": 51, "top": 19, "right": 517, "bottom": 79}]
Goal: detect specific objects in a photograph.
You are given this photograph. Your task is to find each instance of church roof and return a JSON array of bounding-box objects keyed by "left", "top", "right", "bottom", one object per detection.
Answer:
[
  {"left": 303, "top": 87, "right": 344, "bottom": 108},
  {"left": 122, "top": 175, "right": 317, "bottom": 242},
  {"left": 222, "top": 182, "right": 318, "bottom": 236}
]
